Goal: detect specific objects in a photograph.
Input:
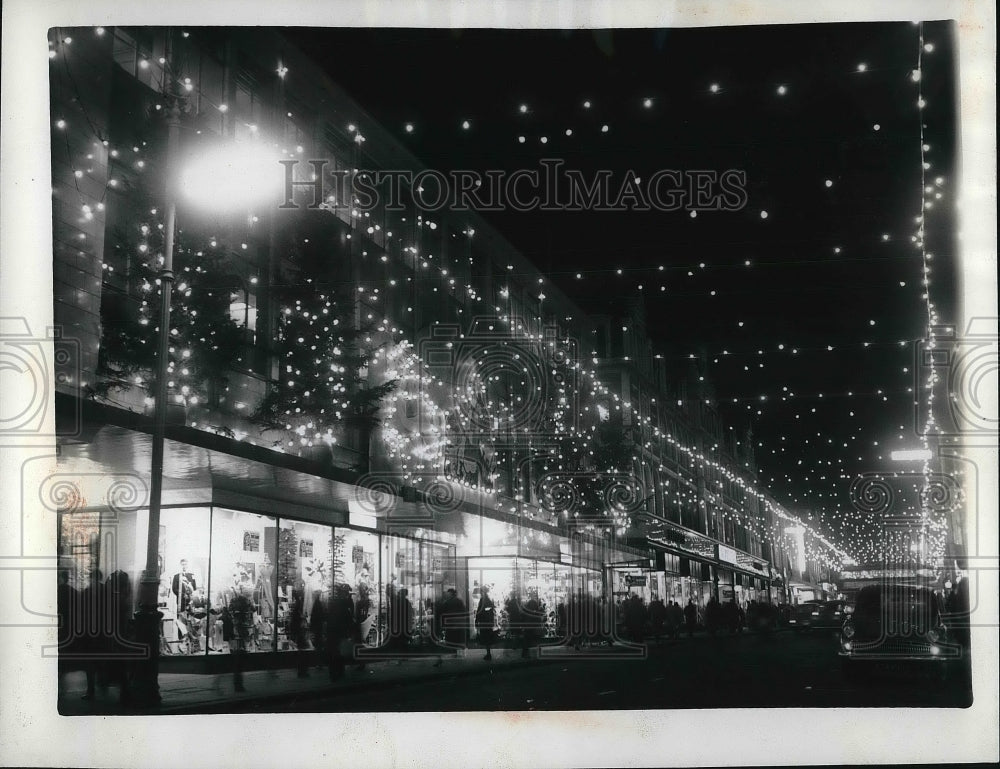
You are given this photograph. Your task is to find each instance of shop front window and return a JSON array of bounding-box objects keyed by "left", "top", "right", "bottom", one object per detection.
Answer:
[
  {"left": 382, "top": 536, "right": 456, "bottom": 646},
  {"left": 276, "top": 519, "right": 333, "bottom": 651},
  {"left": 335, "top": 529, "right": 380, "bottom": 646},
  {"left": 158, "top": 508, "right": 212, "bottom": 656},
  {"left": 208, "top": 508, "right": 277, "bottom": 654},
  {"left": 59, "top": 507, "right": 159, "bottom": 602},
  {"left": 467, "top": 557, "right": 575, "bottom": 641}
]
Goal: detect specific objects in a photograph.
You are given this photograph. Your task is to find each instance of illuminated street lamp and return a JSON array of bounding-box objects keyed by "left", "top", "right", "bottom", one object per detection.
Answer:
[
  {"left": 890, "top": 448, "right": 933, "bottom": 461},
  {"left": 132, "top": 103, "right": 281, "bottom": 706}
]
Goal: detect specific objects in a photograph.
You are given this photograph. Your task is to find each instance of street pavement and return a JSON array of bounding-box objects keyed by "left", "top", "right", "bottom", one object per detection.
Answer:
[
  {"left": 59, "top": 629, "right": 973, "bottom": 714},
  {"left": 266, "top": 630, "right": 973, "bottom": 712}
]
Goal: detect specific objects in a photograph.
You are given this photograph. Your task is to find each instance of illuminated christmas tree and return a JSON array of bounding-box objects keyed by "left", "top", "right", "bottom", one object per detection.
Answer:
[
  {"left": 92, "top": 176, "right": 244, "bottom": 410},
  {"left": 252, "top": 210, "right": 397, "bottom": 470}
]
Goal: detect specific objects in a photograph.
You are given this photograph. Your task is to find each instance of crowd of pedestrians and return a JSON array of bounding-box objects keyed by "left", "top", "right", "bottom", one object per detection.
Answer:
[
  {"left": 57, "top": 567, "right": 143, "bottom": 704},
  {"left": 61, "top": 566, "right": 788, "bottom": 705}
]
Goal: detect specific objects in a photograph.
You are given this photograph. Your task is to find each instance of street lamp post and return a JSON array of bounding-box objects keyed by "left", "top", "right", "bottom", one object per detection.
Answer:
[
  {"left": 126, "top": 90, "right": 281, "bottom": 703},
  {"left": 131, "top": 100, "right": 182, "bottom": 707}
]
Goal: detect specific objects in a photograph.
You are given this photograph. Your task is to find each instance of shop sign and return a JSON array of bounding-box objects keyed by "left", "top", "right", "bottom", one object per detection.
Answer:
[
  {"left": 352, "top": 545, "right": 364, "bottom": 566},
  {"left": 840, "top": 568, "right": 937, "bottom": 580},
  {"left": 716, "top": 543, "right": 739, "bottom": 565},
  {"left": 624, "top": 574, "right": 647, "bottom": 586}
]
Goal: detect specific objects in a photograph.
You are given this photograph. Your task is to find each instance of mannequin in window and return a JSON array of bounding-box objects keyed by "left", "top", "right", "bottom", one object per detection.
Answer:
[
  {"left": 258, "top": 553, "right": 275, "bottom": 619},
  {"left": 171, "top": 559, "right": 196, "bottom": 612}
]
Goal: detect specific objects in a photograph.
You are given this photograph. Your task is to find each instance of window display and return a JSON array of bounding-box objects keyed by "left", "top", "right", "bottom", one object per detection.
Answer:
[
  {"left": 58, "top": 505, "right": 609, "bottom": 666},
  {"left": 275, "top": 519, "right": 333, "bottom": 651},
  {"left": 156, "top": 508, "right": 211, "bottom": 656},
  {"left": 59, "top": 507, "right": 150, "bottom": 598},
  {"left": 467, "top": 557, "right": 583, "bottom": 641},
  {"left": 336, "top": 529, "right": 380, "bottom": 646},
  {"left": 209, "top": 508, "right": 277, "bottom": 654},
  {"left": 382, "top": 536, "right": 455, "bottom": 647}
]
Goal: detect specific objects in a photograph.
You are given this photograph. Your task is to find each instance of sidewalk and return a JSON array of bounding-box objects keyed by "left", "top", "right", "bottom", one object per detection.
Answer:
[
  {"left": 58, "top": 645, "right": 575, "bottom": 715},
  {"left": 58, "top": 630, "right": 781, "bottom": 715}
]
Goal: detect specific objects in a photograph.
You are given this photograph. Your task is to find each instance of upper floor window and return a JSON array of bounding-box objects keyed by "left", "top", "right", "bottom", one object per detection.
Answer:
[
  {"left": 112, "top": 28, "right": 156, "bottom": 87},
  {"left": 234, "top": 71, "right": 263, "bottom": 142}
]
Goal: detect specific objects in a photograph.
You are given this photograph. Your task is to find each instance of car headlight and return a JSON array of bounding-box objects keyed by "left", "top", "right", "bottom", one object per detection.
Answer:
[{"left": 811, "top": 611, "right": 819, "bottom": 616}]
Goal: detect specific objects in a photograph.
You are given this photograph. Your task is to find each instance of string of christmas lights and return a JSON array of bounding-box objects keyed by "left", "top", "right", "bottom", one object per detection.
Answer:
[{"left": 53, "top": 25, "right": 932, "bottom": 574}]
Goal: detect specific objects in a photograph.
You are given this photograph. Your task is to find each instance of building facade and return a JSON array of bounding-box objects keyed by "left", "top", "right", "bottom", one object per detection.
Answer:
[{"left": 590, "top": 299, "right": 839, "bottom": 614}]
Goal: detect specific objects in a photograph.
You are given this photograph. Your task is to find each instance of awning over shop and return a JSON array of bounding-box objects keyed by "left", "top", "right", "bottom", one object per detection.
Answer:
[
  {"left": 55, "top": 396, "right": 641, "bottom": 567},
  {"left": 641, "top": 516, "right": 770, "bottom": 579}
]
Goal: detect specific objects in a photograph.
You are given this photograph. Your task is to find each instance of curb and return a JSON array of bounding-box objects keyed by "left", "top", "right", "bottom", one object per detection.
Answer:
[
  {"left": 63, "top": 630, "right": 794, "bottom": 714},
  {"left": 160, "top": 655, "right": 549, "bottom": 713}
]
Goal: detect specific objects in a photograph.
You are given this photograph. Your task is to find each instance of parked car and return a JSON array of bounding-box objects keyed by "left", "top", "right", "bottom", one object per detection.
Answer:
[
  {"left": 747, "top": 601, "right": 778, "bottom": 633},
  {"left": 810, "top": 600, "right": 848, "bottom": 633},
  {"left": 839, "top": 584, "right": 960, "bottom": 681},
  {"left": 787, "top": 600, "right": 824, "bottom": 632}
]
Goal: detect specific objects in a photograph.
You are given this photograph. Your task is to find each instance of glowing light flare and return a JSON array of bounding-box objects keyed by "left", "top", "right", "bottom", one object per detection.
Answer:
[{"left": 180, "top": 143, "right": 283, "bottom": 211}]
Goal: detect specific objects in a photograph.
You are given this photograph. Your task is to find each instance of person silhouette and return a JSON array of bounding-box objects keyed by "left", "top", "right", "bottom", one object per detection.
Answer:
[{"left": 475, "top": 586, "right": 498, "bottom": 660}]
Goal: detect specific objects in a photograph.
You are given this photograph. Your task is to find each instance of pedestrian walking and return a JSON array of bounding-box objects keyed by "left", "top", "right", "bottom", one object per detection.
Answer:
[
  {"left": 309, "top": 591, "right": 327, "bottom": 668},
  {"left": 624, "top": 594, "right": 647, "bottom": 643},
  {"left": 433, "top": 587, "right": 467, "bottom": 667},
  {"left": 326, "top": 584, "right": 356, "bottom": 680},
  {"left": 521, "top": 594, "right": 545, "bottom": 658},
  {"left": 669, "top": 601, "right": 685, "bottom": 639},
  {"left": 475, "top": 586, "right": 498, "bottom": 660},
  {"left": 706, "top": 595, "right": 722, "bottom": 635},
  {"left": 103, "top": 570, "right": 134, "bottom": 704},
  {"left": 288, "top": 587, "right": 309, "bottom": 677},
  {"left": 389, "top": 587, "right": 414, "bottom": 651},
  {"left": 649, "top": 598, "right": 667, "bottom": 641},
  {"left": 80, "top": 569, "right": 104, "bottom": 700},
  {"left": 555, "top": 601, "right": 568, "bottom": 644},
  {"left": 505, "top": 593, "right": 523, "bottom": 650},
  {"left": 724, "top": 599, "right": 740, "bottom": 634},
  {"left": 684, "top": 599, "right": 697, "bottom": 638}
]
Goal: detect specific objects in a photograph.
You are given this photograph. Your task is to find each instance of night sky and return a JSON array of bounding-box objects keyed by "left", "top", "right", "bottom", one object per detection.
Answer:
[{"left": 283, "top": 22, "right": 958, "bottom": 559}]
